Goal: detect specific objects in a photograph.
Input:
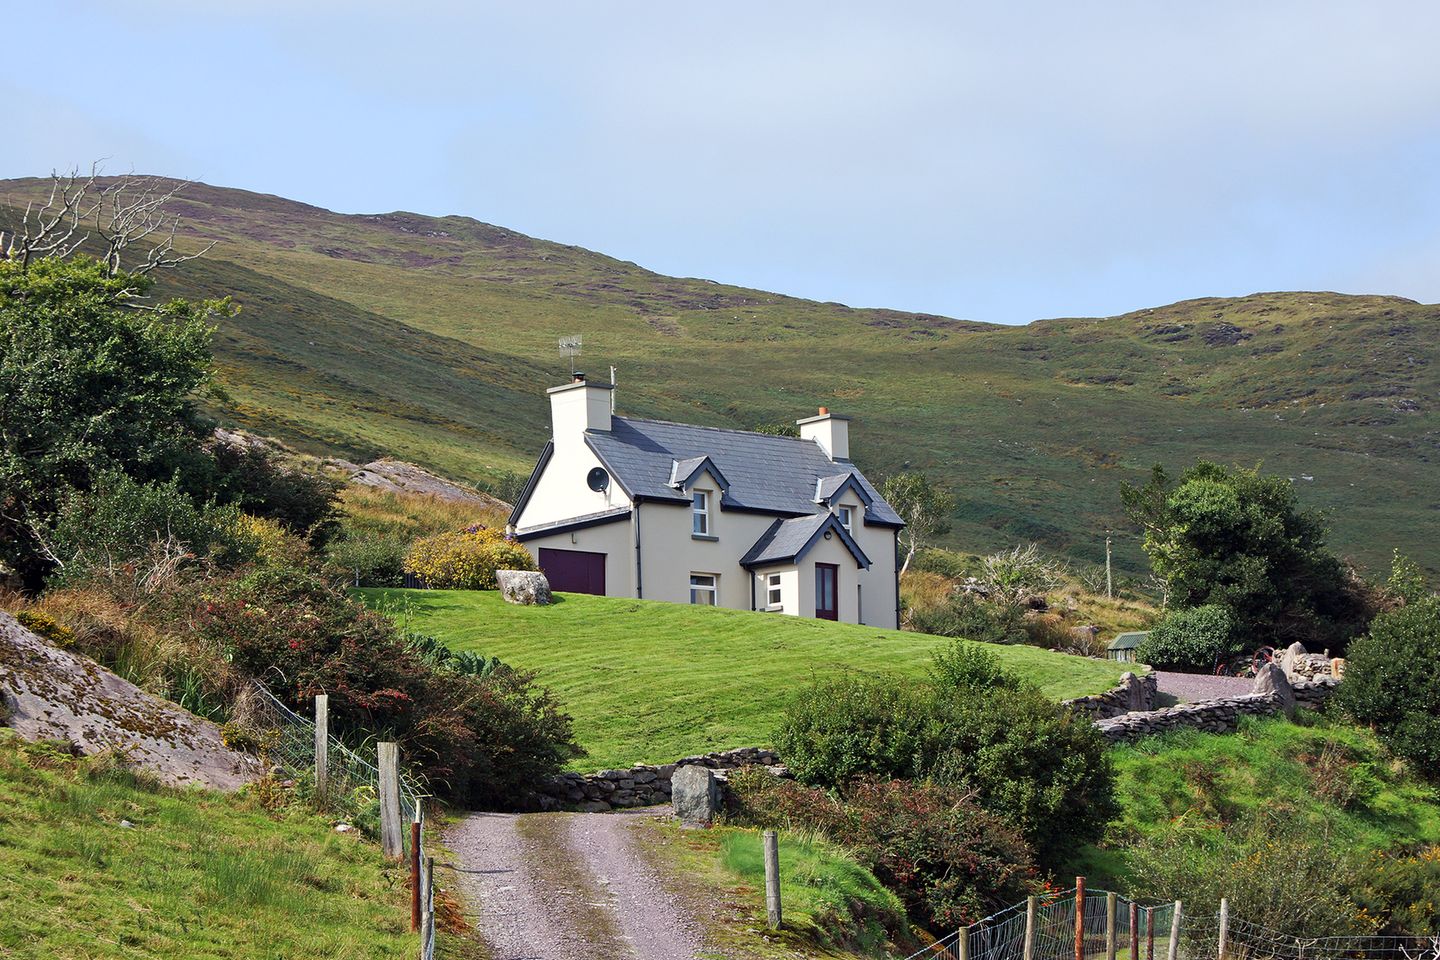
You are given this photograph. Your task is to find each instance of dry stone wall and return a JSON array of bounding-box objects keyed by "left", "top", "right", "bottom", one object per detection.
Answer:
[
  {"left": 1095, "top": 675, "right": 1339, "bottom": 742},
  {"left": 1062, "top": 671, "right": 1158, "bottom": 719},
  {"left": 535, "top": 746, "right": 781, "bottom": 812}
]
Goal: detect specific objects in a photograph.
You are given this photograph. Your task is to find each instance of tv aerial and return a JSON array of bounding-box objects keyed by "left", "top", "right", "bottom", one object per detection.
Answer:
[{"left": 559, "top": 335, "right": 582, "bottom": 374}]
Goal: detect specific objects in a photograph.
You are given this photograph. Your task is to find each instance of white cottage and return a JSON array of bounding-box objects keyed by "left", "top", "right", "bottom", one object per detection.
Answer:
[{"left": 508, "top": 374, "right": 905, "bottom": 628}]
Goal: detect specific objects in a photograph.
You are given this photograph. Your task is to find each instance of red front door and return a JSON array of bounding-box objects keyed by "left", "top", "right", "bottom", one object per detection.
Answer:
[
  {"left": 538, "top": 548, "right": 607, "bottom": 595},
  {"left": 815, "top": 563, "right": 839, "bottom": 620}
]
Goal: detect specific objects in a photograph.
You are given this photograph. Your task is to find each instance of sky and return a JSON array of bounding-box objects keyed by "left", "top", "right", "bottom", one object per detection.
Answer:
[{"left": 7, "top": 1, "right": 1440, "bottom": 324}]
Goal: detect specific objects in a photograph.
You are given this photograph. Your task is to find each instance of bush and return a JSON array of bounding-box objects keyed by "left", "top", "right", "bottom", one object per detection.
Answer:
[
  {"left": 194, "top": 564, "right": 580, "bottom": 804},
  {"left": 776, "top": 662, "right": 1117, "bottom": 867},
  {"left": 47, "top": 473, "right": 253, "bottom": 586},
  {"left": 907, "top": 591, "right": 1027, "bottom": 644},
  {"left": 1137, "top": 604, "right": 1236, "bottom": 671},
  {"left": 1336, "top": 598, "right": 1440, "bottom": 780},
  {"left": 326, "top": 532, "right": 408, "bottom": 587},
  {"left": 1353, "top": 846, "right": 1440, "bottom": 935},
  {"left": 1127, "top": 810, "right": 1376, "bottom": 938},
  {"left": 404, "top": 530, "right": 535, "bottom": 589},
  {"left": 726, "top": 770, "right": 1037, "bottom": 928},
  {"left": 193, "top": 438, "right": 340, "bottom": 545},
  {"left": 15, "top": 610, "right": 75, "bottom": 648},
  {"left": 931, "top": 639, "right": 1023, "bottom": 693}
]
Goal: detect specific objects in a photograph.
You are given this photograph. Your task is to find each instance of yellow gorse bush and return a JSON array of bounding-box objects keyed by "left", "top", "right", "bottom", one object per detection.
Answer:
[{"left": 404, "top": 530, "right": 535, "bottom": 590}]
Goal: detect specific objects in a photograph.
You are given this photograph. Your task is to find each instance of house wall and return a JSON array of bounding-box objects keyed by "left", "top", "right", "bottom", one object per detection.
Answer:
[
  {"left": 517, "top": 516, "right": 635, "bottom": 598},
  {"left": 515, "top": 438, "right": 630, "bottom": 530},
  {"left": 751, "top": 565, "right": 801, "bottom": 617},
  {"left": 838, "top": 492, "right": 901, "bottom": 630}
]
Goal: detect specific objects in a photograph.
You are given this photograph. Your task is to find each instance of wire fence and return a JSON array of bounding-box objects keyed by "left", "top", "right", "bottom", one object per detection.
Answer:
[
  {"left": 243, "top": 682, "right": 440, "bottom": 959},
  {"left": 902, "top": 890, "right": 1438, "bottom": 960}
]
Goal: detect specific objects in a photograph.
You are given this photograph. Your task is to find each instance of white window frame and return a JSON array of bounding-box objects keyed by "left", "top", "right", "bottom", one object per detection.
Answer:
[
  {"left": 837, "top": 505, "right": 854, "bottom": 534},
  {"left": 692, "top": 489, "right": 711, "bottom": 537},
  {"left": 690, "top": 573, "right": 718, "bottom": 605},
  {"left": 766, "top": 572, "right": 783, "bottom": 609}
]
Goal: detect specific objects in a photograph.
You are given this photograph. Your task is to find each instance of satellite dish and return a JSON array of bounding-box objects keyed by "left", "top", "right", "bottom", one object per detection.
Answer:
[{"left": 586, "top": 467, "right": 610, "bottom": 492}]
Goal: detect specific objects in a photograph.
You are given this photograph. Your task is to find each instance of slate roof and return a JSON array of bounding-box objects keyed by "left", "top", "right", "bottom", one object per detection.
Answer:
[
  {"left": 585, "top": 417, "right": 904, "bottom": 526},
  {"left": 740, "top": 513, "right": 872, "bottom": 568}
]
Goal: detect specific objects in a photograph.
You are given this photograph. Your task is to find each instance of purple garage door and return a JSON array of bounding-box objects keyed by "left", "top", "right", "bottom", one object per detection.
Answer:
[{"left": 538, "top": 548, "right": 607, "bottom": 595}]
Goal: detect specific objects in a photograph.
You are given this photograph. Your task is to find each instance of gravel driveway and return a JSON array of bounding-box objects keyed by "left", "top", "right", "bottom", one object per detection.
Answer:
[
  {"left": 1152, "top": 670, "right": 1253, "bottom": 704},
  {"left": 445, "top": 808, "right": 709, "bottom": 960}
]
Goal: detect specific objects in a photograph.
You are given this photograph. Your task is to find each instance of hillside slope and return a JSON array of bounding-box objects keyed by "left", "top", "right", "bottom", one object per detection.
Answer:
[{"left": 2, "top": 177, "right": 1435, "bottom": 573}]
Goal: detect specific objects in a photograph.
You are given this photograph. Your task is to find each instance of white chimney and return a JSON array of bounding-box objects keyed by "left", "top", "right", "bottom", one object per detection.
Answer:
[
  {"left": 548, "top": 372, "right": 613, "bottom": 446},
  {"left": 797, "top": 407, "right": 850, "bottom": 461}
]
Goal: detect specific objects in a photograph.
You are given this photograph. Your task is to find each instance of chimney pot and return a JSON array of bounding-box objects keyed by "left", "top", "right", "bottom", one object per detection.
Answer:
[
  {"left": 818, "top": 406, "right": 828, "bottom": 415},
  {"left": 573, "top": 371, "right": 587, "bottom": 383}
]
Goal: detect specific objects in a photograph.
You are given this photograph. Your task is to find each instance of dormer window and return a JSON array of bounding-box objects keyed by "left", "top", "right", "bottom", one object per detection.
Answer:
[
  {"left": 692, "top": 490, "right": 711, "bottom": 536},
  {"left": 838, "top": 506, "right": 854, "bottom": 534}
]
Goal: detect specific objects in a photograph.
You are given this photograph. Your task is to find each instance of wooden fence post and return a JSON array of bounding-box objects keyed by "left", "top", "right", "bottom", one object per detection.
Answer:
[
  {"left": 378, "top": 741, "right": 403, "bottom": 860},
  {"left": 1167, "top": 902, "right": 1182, "bottom": 960},
  {"left": 763, "top": 830, "right": 782, "bottom": 930},
  {"left": 1130, "top": 901, "right": 1140, "bottom": 960},
  {"left": 1146, "top": 907, "right": 1155, "bottom": 960},
  {"left": 1106, "top": 893, "right": 1117, "bottom": 960},
  {"left": 411, "top": 815, "right": 422, "bottom": 932},
  {"left": 958, "top": 924, "right": 970, "bottom": 960},
  {"left": 314, "top": 694, "right": 328, "bottom": 801},
  {"left": 1024, "top": 896, "right": 1038, "bottom": 960},
  {"left": 1075, "top": 876, "right": 1086, "bottom": 960},
  {"left": 1218, "top": 899, "right": 1229, "bottom": 960}
]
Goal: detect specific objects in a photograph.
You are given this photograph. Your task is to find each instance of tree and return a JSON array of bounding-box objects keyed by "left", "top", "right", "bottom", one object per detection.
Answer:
[
  {"left": 0, "top": 255, "right": 228, "bottom": 585},
  {"left": 1336, "top": 596, "right": 1440, "bottom": 781},
  {"left": 880, "top": 471, "right": 954, "bottom": 576},
  {"left": 1121, "top": 461, "right": 1374, "bottom": 649}
]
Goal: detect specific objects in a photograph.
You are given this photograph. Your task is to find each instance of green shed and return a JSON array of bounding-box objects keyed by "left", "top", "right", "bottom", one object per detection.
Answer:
[{"left": 1107, "top": 631, "right": 1148, "bottom": 663}]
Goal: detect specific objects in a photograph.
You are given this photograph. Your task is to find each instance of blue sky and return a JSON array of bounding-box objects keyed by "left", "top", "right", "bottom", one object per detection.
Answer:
[{"left": 7, "top": 1, "right": 1440, "bottom": 324}]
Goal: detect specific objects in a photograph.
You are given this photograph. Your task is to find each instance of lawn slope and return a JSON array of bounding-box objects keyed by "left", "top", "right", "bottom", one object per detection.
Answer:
[
  {"left": 0, "top": 732, "right": 415, "bottom": 960},
  {"left": 359, "top": 589, "right": 1131, "bottom": 770}
]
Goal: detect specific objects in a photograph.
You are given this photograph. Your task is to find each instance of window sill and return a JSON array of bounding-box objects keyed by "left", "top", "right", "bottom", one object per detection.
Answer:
[
  {"left": 764, "top": 604, "right": 784, "bottom": 613},
  {"left": 691, "top": 533, "right": 719, "bottom": 542}
]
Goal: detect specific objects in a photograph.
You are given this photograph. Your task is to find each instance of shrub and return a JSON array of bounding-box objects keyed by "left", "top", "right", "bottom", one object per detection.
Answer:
[
  {"left": 235, "top": 515, "right": 311, "bottom": 569},
  {"left": 1353, "top": 846, "right": 1440, "bottom": 935},
  {"left": 404, "top": 531, "right": 535, "bottom": 589},
  {"left": 931, "top": 639, "right": 1023, "bottom": 694},
  {"left": 1127, "top": 810, "right": 1376, "bottom": 938},
  {"left": 1137, "top": 604, "right": 1236, "bottom": 671},
  {"left": 776, "top": 667, "right": 1117, "bottom": 867},
  {"left": 193, "top": 438, "right": 340, "bottom": 545},
  {"left": 325, "top": 532, "right": 408, "bottom": 587},
  {"left": 47, "top": 473, "right": 252, "bottom": 586},
  {"left": 15, "top": 610, "right": 75, "bottom": 648},
  {"left": 195, "top": 564, "right": 580, "bottom": 803},
  {"left": 1336, "top": 598, "right": 1440, "bottom": 780},
  {"left": 907, "top": 591, "right": 1027, "bottom": 644},
  {"left": 726, "top": 770, "right": 1037, "bottom": 928}
]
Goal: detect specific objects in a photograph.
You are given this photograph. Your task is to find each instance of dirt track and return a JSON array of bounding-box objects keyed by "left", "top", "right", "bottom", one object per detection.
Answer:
[{"left": 445, "top": 808, "right": 709, "bottom": 960}]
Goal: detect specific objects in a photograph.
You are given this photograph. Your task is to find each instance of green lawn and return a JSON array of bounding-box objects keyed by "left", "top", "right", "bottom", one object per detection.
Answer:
[
  {"left": 0, "top": 732, "right": 415, "bottom": 959},
  {"left": 358, "top": 588, "right": 1131, "bottom": 770}
]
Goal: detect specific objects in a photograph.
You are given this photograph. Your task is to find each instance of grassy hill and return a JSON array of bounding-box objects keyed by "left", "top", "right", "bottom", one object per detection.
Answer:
[
  {"left": 357, "top": 588, "right": 1131, "bottom": 770},
  {"left": 3, "top": 176, "right": 1436, "bottom": 575},
  {"left": 0, "top": 731, "right": 415, "bottom": 960}
]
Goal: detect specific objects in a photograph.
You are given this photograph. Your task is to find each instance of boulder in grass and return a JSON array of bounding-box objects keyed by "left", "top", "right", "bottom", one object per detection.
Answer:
[
  {"left": 1251, "top": 662, "right": 1296, "bottom": 718},
  {"left": 671, "top": 764, "right": 723, "bottom": 825},
  {"left": 496, "top": 570, "right": 552, "bottom": 605}
]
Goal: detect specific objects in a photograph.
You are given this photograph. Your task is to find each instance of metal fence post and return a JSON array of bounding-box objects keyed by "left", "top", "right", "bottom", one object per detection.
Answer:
[
  {"left": 763, "top": 830, "right": 782, "bottom": 930},
  {"left": 314, "top": 694, "right": 328, "bottom": 801},
  {"left": 1168, "top": 901, "right": 1182, "bottom": 960},
  {"left": 379, "top": 742, "right": 404, "bottom": 860},
  {"left": 1106, "top": 893, "right": 1117, "bottom": 960},
  {"left": 1218, "top": 899, "right": 1229, "bottom": 960},
  {"left": 411, "top": 814, "right": 422, "bottom": 931},
  {"left": 1024, "top": 896, "right": 1038, "bottom": 960},
  {"left": 1075, "top": 876, "right": 1086, "bottom": 960}
]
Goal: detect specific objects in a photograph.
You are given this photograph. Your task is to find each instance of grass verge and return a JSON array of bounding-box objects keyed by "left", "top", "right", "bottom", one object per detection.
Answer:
[
  {"left": 357, "top": 588, "right": 1132, "bottom": 770},
  {"left": 0, "top": 731, "right": 415, "bottom": 960}
]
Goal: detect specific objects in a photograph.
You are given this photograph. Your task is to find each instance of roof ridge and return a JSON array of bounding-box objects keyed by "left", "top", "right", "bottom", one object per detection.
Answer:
[{"left": 612, "top": 415, "right": 827, "bottom": 447}]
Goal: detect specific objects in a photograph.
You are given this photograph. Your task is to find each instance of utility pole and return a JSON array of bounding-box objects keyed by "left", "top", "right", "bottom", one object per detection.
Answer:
[{"left": 1105, "top": 532, "right": 1113, "bottom": 599}]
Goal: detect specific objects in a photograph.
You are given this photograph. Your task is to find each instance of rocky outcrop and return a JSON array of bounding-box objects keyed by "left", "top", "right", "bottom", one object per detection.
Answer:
[
  {"left": 497, "top": 570, "right": 552, "bottom": 606},
  {"left": 348, "top": 458, "right": 509, "bottom": 508},
  {"left": 1062, "top": 671, "right": 1158, "bottom": 719},
  {"left": 0, "top": 612, "right": 259, "bottom": 790},
  {"left": 535, "top": 746, "right": 782, "bottom": 812}
]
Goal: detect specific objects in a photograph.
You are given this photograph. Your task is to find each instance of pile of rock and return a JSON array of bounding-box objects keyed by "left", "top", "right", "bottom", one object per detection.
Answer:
[
  {"left": 1062, "top": 671, "right": 1158, "bottom": 720},
  {"left": 535, "top": 746, "right": 782, "bottom": 812}
]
